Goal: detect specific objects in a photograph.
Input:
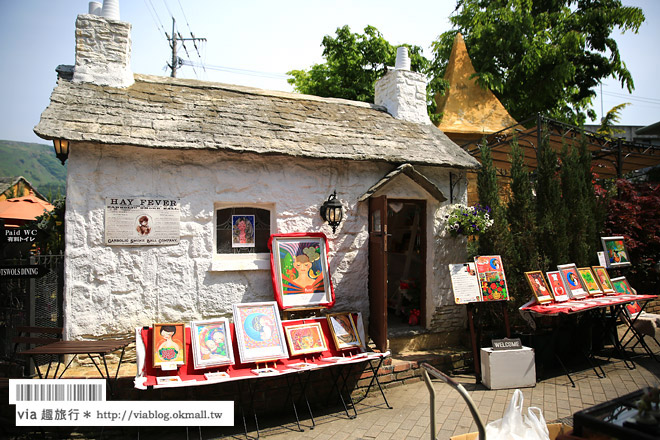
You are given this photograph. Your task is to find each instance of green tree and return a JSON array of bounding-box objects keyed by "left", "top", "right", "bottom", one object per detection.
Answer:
[
  {"left": 287, "top": 25, "right": 429, "bottom": 104},
  {"left": 506, "top": 138, "right": 539, "bottom": 305},
  {"left": 430, "top": 0, "right": 645, "bottom": 125},
  {"left": 535, "top": 127, "right": 568, "bottom": 270}
]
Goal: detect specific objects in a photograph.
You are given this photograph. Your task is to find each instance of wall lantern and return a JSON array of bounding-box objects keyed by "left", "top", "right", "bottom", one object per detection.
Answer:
[
  {"left": 53, "top": 139, "right": 69, "bottom": 165},
  {"left": 320, "top": 190, "right": 343, "bottom": 233}
]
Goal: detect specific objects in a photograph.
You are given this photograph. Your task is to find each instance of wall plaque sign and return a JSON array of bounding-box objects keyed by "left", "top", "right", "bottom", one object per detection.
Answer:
[{"left": 104, "top": 197, "right": 180, "bottom": 246}]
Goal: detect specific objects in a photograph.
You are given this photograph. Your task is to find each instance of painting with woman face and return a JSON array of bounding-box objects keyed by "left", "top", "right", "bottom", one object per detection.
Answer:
[
  {"left": 269, "top": 233, "right": 335, "bottom": 310},
  {"left": 232, "top": 301, "right": 289, "bottom": 363},
  {"left": 152, "top": 323, "right": 186, "bottom": 368},
  {"left": 524, "top": 271, "right": 553, "bottom": 303},
  {"left": 592, "top": 266, "right": 615, "bottom": 294},
  {"left": 232, "top": 215, "right": 255, "bottom": 248},
  {"left": 557, "top": 264, "right": 587, "bottom": 299}
]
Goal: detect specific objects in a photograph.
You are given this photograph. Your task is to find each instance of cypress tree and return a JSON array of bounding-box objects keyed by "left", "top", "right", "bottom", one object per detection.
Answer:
[
  {"left": 560, "top": 143, "right": 591, "bottom": 266},
  {"left": 507, "top": 138, "right": 539, "bottom": 306},
  {"left": 535, "top": 128, "right": 568, "bottom": 270}
]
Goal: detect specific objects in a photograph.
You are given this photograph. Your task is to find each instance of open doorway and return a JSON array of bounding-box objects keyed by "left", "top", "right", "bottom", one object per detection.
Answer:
[{"left": 386, "top": 199, "right": 426, "bottom": 332}]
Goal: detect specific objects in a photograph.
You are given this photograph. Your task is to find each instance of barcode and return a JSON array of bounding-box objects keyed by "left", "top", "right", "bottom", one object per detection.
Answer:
[{"left": 9, "top": 379, "right": 106, "bottom": 403}]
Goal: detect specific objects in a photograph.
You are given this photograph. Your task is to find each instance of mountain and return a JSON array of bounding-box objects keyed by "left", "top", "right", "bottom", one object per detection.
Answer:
[{"left": 0, "top": 139, "right": 66, "bottom": 199}]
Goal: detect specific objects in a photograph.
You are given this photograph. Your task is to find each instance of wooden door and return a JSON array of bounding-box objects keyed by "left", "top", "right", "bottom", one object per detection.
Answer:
[{"left": 368, "top": 195, "right": 388, "bottom": 352}]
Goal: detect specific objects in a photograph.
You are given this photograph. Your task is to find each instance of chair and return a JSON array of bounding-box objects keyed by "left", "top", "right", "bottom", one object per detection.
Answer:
[{"left": 5, "top": 326, "right": 63, "bottom": 377}]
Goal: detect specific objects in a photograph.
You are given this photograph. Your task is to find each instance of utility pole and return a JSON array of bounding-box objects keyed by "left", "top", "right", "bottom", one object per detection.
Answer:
[{"left": 166, "top": 17, "right": 206, "bottom": 78}]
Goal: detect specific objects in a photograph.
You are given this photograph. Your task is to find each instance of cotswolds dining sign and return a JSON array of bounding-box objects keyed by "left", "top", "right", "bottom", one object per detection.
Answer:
[{"left": 104, "top": 197, "right": 180, "bottom": 246}]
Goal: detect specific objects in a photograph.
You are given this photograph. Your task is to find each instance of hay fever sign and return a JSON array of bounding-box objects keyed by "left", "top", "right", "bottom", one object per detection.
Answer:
[{"left": 104, "top": 197, "right": 180, "bottom": 246}]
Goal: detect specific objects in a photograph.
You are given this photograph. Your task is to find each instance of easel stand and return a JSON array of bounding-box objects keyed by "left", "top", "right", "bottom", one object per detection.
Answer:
[{"left": 466, "top": 301, "right": 511, "bottom": 382}]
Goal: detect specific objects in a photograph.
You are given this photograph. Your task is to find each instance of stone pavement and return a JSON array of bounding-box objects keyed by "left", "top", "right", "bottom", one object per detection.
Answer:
[{"left": 5, "top": 340, "right": 660, "bottom": 439}]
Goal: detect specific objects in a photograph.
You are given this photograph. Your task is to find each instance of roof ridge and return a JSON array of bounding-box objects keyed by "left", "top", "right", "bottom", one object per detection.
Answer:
[{"left": 134, "top": 73, "right": 388, "bottom": 111}]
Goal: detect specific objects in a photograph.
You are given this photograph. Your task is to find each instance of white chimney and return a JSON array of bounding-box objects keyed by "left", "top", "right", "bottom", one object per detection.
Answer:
[
  {"left": 375, "top": 47, "right": 431, "bottom": 125},
  {"left": 72, "top": 12, "right": 133, "bottom": 88},
  {"left": 88, "top": 2, "right": 102, "bottom": 15}
]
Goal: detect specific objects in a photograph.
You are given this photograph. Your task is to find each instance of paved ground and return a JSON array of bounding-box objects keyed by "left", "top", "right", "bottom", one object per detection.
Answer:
[{"left": 6, "top": 339, "right": 660, "bottom": 439}]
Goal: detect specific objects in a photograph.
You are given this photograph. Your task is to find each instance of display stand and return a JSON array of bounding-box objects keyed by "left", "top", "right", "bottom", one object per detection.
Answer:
[{"left": 466, "top": 301, "right": 511, "bottom": 381}]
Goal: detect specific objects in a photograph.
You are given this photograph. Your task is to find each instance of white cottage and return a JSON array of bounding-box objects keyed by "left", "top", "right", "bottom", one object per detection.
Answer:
[{"left": 34, "top": 12, "right": 479, "bottom": 353}]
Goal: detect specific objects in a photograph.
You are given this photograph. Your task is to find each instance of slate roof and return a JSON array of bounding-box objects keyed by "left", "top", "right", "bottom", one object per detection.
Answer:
[{"left": 34, "top": 72, "right": 480, "bottom": 170}]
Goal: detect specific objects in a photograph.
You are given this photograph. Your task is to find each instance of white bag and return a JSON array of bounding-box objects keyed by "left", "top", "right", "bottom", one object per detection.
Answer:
[{"left": 485, "top": 389, "right": 550, "bottom": 440}]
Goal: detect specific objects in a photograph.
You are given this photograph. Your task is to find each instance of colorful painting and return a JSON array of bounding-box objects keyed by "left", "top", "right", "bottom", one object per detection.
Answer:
[
  {"left": 610, "top": 276, "right": 636, "bottom": 295},
  {"left": 269, "top": 233, "right": 335, "bottom": 310},
  {"left": 327, "top": 313, "right": 362, "bottom": 350},
  {"left": 232, "top": 302, "right": 289, "bottom": 363},
  {"left": 232, "top": 215, "right": 255, "bottom": 248},
  {"left": 474, "top": 255, "right": 509, "bottom": 301},
  {"left": 546, "top": 271, "right": 570, "bottom": 302},
  {"left": 601, "top": 236, "right": 631, "bottom": 268},
  {"left": 524, "top": 271, "right": 554, "bottom": 303},
  {"left": 577, "top": 267, "right": 602, "bottom": 296},
  {"left": 283, "top": 322, "right": 328, "bottom": 356},
  {"left": 152, "top": 323, "right": 186, "bottom": 368},
  {"left": 156, "top": 376, "right": 182, "bottom": 385},
  {"left": 557, "top": 264, "right": 588, "bottom": 299},
  {"left": 190, "top": 318, "right": 235, "bottom": 369},
  {"left": 592, "top": 266, "right": 615, "bottom": 294}
]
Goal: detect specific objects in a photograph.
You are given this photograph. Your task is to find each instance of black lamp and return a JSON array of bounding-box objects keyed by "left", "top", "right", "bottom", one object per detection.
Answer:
[
  {"left": 320, "top": 190, "right": 343, "bottom": 233},
  {"left": 53, "top": 139, "right": 69, "bottom": 165}
]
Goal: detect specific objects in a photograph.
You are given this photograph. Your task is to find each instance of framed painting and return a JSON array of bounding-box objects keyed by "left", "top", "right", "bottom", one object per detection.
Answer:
[
  {"left": 232, "top": 215, "right": 255, "bottom": 248},
  {"left": 269, "top": 233, "right": 335, "bottom": 310},
  {"left": 577, "top": 267, "right": 602, "bottom": 296},
  {"left": 610, "top": 276, "right": 636, "bottom": 295},
  {"left": 601, "top": 236, "right": 631, "bottom": 268},
  {"left": 546, "top": 271, "right": 570, "bottom": 302},
  {"left": 592, "top": 266, "right": 615, "bottom": 295},
  {"left": 474, "top": 255, "right": 509, "bottom": 301},
  {"left": 524, "top": 271, "right": 554, "bottom": 303},
  {"left": 232, "top": 301, "right": 289, "bottom": 363},
  {"left": 283, "top": 322, "right": 328, "bottom": 356},
  {"left": 153, "top": 323, "right": 186, "bottom": 368},
  {"left": 557, "top": 264, "right": 588, "bottom": 299},
  {"left": 327, "top": 312, "right": 362, "bottom": 350},
  {"left": 190, "top": 318, "right": 235, "bottom": 369}
]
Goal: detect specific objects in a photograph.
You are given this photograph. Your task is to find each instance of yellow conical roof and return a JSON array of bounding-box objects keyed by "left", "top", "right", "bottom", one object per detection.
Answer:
[{"left": 436, "top": 33, "right": 517, "bottom": 135}]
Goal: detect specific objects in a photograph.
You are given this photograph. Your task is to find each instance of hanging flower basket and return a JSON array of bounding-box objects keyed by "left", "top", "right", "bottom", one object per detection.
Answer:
[{"left": 444, "top": 204, "right": 494, "bottom": 237}]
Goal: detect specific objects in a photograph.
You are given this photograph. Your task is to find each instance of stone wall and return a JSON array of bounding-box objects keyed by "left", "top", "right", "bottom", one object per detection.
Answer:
[{"left": 64, "top": 142, "right": 469, "bottom": 341}]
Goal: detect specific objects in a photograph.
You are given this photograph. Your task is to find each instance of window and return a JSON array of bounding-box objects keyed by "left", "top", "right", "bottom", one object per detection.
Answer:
[
  {"left": 212, "top": 204, "right": 274, "bottom": 271},
  {"left": 216, "top": 207, "right": 271, "bottom": 254}
]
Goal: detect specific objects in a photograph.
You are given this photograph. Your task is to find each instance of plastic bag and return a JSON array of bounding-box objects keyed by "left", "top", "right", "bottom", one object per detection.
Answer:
[{"left": 485, "top": 389, "right": 550, "bottom": 440}]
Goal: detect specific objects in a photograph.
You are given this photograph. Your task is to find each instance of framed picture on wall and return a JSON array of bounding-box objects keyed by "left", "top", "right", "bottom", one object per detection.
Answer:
[
  {"left": 152, "top": 323, "right": 186, "bottom": 368},
  {"left": 524, "top": 271, "right": 554, "bottom": 303},
  {"left": 190, "top": 318, "right": 235, "bottom": 369},
  {"left": 231, "top": 215, "right": 255, "bottom": 248},
  {"left": 601, "top": 236, "right": 631, "bottom": 268},
  {"left": 326, "top": 312, "right": 362, "bottom": 351},
  {"left": 474, "top": 255, "right": 509, "bottom": 301},
  {"left": 592, "top": 266, "right": 615, "bottom": 294},
  {"left": 283, "top": 321, "right": 328, "bottom": 356},
  {"left": 577, "top": 267, "right": 602, "bottom": 296},
  {"left": 610, "top": 276, "right": 636, "bottom": 296},
  {"left": 546, "top": 271, "right": 570, "bottom": 302},
  {"left": 557, "top": 264, "right": 588, "bottom": 300},
  {"left": 232, "top": 301, "right": 289, "bottom": 363},
  {"left": 269, "top": 233, "right": 335, "bottom": 310}
]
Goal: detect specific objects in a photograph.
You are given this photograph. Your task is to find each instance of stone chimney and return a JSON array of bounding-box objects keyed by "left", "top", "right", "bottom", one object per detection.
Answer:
[
  {"left": 375, "top": 47, "right": 430, "bottom": 125},
  {"left": 72, "top": 13, "right": 133, "bottom": 88}
]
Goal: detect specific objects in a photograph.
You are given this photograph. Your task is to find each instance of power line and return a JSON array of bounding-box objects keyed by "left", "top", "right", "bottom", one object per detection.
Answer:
[
  {"left": 165, "top": 17, "right": 207, "bottom": 78},
  {"left": 182, "top": 61, "right": 290, "bottom": 80}
]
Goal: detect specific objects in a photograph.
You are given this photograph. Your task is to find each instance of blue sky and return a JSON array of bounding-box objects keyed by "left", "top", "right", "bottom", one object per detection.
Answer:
[{"left": 0, "top": 0, "right": 658, "bottom": 144}]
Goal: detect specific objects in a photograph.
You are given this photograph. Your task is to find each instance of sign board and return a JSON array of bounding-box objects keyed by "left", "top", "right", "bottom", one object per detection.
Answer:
[
  {"left": 0, "top": 265, "right": 47, "bottom": 278},
  {"left": 491, "top": 338, "right": 522, "bottom": 351},
  {"left": 104, "top": 197, "right": 180, "bottom": 246},
  {"left": 449, "top": 263, "right": 482, "bottom": 304},
  {"left": 2, "top": 227, "right": 38, "bottom": 244}
]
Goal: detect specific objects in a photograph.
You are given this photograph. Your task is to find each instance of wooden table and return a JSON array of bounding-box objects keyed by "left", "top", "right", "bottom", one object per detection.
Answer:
[{"left": 20, "top": 339, "right": 133, "bottom": 395}]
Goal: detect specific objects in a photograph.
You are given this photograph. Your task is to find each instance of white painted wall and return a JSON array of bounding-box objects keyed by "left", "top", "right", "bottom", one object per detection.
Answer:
[{"left": 63, "top": 142, "right": 468, "bottom": 340}]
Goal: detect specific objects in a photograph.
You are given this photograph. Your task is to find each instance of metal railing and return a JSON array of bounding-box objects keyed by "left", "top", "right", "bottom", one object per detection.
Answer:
[{"left": 421, "top": 362, "right": 485, "bottom": 440}]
